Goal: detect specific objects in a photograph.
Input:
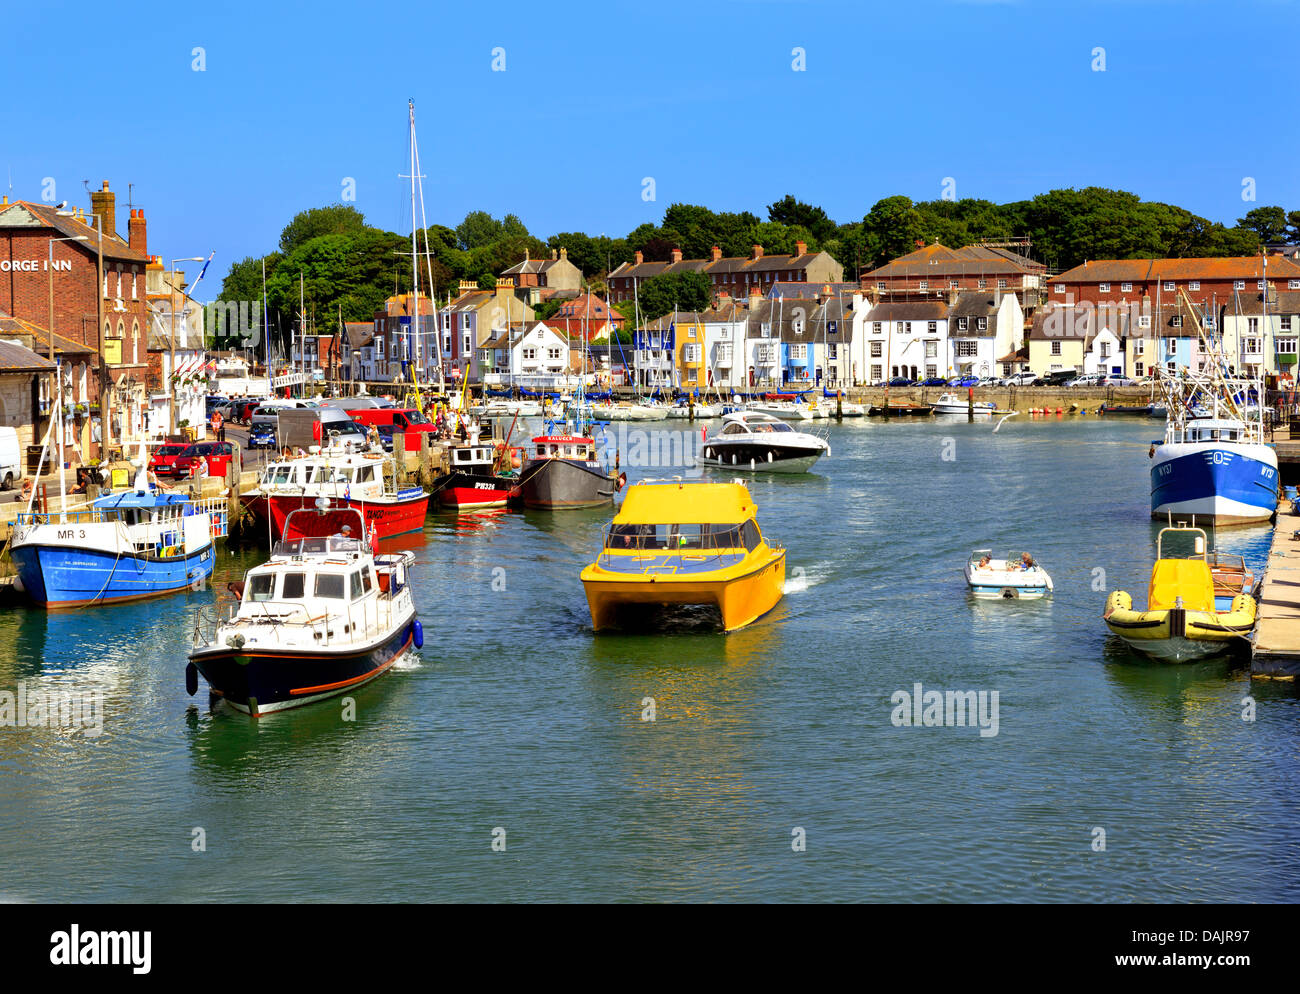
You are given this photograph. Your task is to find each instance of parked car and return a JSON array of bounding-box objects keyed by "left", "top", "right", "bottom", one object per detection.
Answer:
[
  {"left": 887, "top": 376, "right": 916, "bottom": 387},
  {"left": 947, "top": 375, "right": 980, "bottom": 387},
  {"left": 373, "top": 424, "right": 397, "bottom": 453},
  {"left": 1041, "top": 369, "right": 1078, "bottom": 386},
  {"left": 920, "top": 376, "right": 949, "bottom": 386},
  {"left": 1066, "top": 373, "right": 1104, "bottom": 388},
  {"left": 1100, "top": 375, "right": 1135, "bottom": 386},
  {"left": 247, "top": 423, "right": 277, "bottom": 450},
  {"left": 205, "top": 395, "right": 228, "bottom": 417},
  {"left": 172, "top": 441, "right": 235, "bottom": 478},
  {"left": 220, "top": 399, "right": 261, "bottom": 424},
  {"left": 977, "top": 376, "right": 1001, "bottom": 386},
  {"left": 0, "top": 426, "right": 20, "bottom": 490},
  {"left": 1003, "top": 371, "right": 1039, "bottom": 387},
  {"left": 149, "top": 442, "right": 190, "bottom": 477}
]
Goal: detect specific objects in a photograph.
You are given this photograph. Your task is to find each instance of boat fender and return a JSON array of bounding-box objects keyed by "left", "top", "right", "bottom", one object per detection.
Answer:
[
  {"left": 617, "top": 472, "right": 628, "bottom": 491},
  {"left": 411, "top": 619, "right": 424, "bottom": 650},
  {"left": 1148, "top": 444, "right": 1156, "bottom": 458},
  {"left": 767, "top": 451, "right": 773, "bottom": 462},
  {"left": 185, "top": 662, "right": 198, "bottom": 696}
]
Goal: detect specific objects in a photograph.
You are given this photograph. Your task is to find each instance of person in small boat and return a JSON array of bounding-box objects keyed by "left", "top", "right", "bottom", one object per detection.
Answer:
[
  {"left": 1019, "top": 553, "right": 1035, "bottom": 570},
  {"left": 977, "top": 555, "right": 992, "bottom": 570}
]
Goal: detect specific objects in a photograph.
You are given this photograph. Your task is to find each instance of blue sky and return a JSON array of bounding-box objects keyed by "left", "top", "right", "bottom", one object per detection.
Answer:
[{"left": 5, "top": 0, "right": 1296, "bottom": 292}]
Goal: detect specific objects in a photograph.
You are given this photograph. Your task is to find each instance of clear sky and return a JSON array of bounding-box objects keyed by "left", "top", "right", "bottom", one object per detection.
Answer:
[{"left": 5, "top": 0, "right": 1296, "bottom": 292}]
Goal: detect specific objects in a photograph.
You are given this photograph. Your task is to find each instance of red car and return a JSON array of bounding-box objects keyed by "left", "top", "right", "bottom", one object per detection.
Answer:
[
  {"left": 172, "top": 441, "right": 235, "bottom": 478},
  {"left": 149, "top": 443, "right": 190, "bottom": 477}
]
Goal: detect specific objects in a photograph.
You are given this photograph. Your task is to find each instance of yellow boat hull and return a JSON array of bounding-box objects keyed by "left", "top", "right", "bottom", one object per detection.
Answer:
[
  {"left": 581, "top": 551, "right": 786, "bottom": 633},
  {"left": 1103, "top": 590, "right": 1255, "bottom": 662}
]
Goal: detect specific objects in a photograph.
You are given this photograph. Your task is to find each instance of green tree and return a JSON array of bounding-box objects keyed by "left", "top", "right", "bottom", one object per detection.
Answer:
[
  {"left": 1238, "top": 206, "right": 1288, "bottom": 245},
  {"left": 635, "top": 271, "right": 711, "bottom": 321},
  {"left": 767, "top": 194, "right": 837, "bottom": 243},
  {"left": 278, "top": 205, "right": 367, "bottom": 255},
  {"left": 861, "top": 195, "right": 925, "bottom": 267}
]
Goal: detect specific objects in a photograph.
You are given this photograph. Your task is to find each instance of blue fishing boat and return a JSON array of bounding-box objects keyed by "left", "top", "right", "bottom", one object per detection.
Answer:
[{"left": 9, "top": 489, "right": 224, "bottom": 609}]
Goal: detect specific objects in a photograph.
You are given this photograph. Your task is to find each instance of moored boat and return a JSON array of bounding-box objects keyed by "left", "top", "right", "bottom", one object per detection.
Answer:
[
  {"left": 241, "top": 447, "right": 429, "bottom": 540},
  {"left": 188, "top": 506, "right": 420, "bottom": 716},
  {"left": 580, "top": 478, "right": 785, "bottom": 632},
  {"left": 434, "top": 441, "right": 521, "bottom": 510},
  {"left": 1102, "top": 525, "right": 1256, "bottom": 662},
  {"left": 930, "top": 392, "right": 996, "bottom": 416},
  {"left": 518, "top": 433, "right": 623, "bottom": 508},
  {"left": 10, "top": 487, "right": 224, "bottom": 609}
]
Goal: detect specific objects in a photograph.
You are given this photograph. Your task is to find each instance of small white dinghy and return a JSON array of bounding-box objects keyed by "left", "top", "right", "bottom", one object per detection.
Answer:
[{"left": 964, "top": 549, "right": 1053, "bottom": 599}]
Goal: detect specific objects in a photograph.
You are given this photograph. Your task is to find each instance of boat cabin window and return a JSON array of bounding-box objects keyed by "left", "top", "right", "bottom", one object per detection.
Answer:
[
  {"left": 269, "top": 464, "right": 294, "bottom": 485},
  {"left": 607, "top": 522, "right": 748, "bottom": 551},
  {"left": 315, "top": 574, "right": 346, "bottom": 599},
  {"left": 281, "top": 572, "right": 306, "bottom": 600},
  {"left": 357, "top": 466, "right": 375, "bottom": 483},
  {"left": 723, "top": 423, "right": 747, "bottom": 435},
  {"left": 742, "top": 520, "right": 761, "bottom": 551},
  {"left": 350, "top": 571, "right": 364, "bottom": 600},
  {"left": 361, "top": 569, "right": 373, "bottom": 594},
  {"left": 246, "top": 574, "right": 275, "bottom": 602}
]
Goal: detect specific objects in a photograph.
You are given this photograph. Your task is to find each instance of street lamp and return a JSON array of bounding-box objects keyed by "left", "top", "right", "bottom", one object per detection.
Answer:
[
  {"left": 47, "top": 233, "right": 89, "bottom": 465},
  {"left": 169, "top": 257, "right": 204, "bottom": 437}
]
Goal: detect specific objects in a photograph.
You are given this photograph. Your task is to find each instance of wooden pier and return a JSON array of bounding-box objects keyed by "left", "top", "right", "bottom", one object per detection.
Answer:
[{"left": 1251, "top": 496, "right": 1300, "bottom": 679}]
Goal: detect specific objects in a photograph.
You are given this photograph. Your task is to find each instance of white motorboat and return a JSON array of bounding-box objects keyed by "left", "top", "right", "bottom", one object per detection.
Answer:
[
  {"left": 699, "top": 411, "right": 829, "bottom": 473},
  {"left": 964, "top": 549, "right": 1053, "bottom": 599},
  {"left": 931, "top": 392, "right": 996, "bottom": 416},
  {"left": 744, "top": 399, "right": 817, "bottom": 421},
  {"left": 590, "top": 401, "right": 669, "bottom": 421},
  {"left": 188, "top": 505, "right": 420, "bottom": 716}
]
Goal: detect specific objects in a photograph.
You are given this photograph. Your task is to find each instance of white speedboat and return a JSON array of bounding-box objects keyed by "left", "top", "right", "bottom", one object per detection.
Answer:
[
  {"left": 817, "top": 400, "right": 864, "bottom": 417},
  {"left": 964, "top": 549, "right": 1053, "bottom": 599},
  {"left": 745, "top": 399, "right": 817, "bottom": 421},
  {"left": 931, "top": 392, "right": 996, "bottom": 416},
  {"left": 699, "top": 411, "right": 829, "bottom": 473},
  {"left": 590, "top": 401, "right": 669, "bottom": 421}
]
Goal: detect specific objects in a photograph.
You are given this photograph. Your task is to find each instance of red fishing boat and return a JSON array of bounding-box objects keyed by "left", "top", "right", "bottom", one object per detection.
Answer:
[
  {"left": 241, "top": 450, "right": 429, "bottom": 540},
  {"left": 434, "top": 441, "right": 522, "bottom": 510}
]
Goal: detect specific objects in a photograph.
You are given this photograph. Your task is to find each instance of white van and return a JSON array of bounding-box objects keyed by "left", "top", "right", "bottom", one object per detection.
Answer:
[{"left": 0, "top": 426, "right": 20, "bottom": 490}]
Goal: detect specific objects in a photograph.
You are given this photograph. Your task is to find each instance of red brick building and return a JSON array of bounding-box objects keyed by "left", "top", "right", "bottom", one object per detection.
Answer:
[
  {"left": 0, "top": 183, "right": 154, "bottom": 455},
  {"left": 860, "top": 241, "right": 1046, "bottom": 306},
  {"left": 541, "top": 292, "right": 624, "bottom": 341},
  {"left": 1048, "top": 255, "right": 1300, "bottom": 309},
  {"left": 608, "top": 242, "right": 843, "bottom": 304}
]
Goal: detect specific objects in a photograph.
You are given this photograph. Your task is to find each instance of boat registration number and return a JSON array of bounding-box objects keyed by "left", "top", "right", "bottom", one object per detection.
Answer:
[{"left": 57, "top": 529, "right": 87, "bottom": 540}]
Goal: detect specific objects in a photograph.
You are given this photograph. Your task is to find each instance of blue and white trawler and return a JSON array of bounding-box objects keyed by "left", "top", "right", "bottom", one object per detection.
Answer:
[{"left": 9, "top": 464, "right": 225, "bottom": 609}]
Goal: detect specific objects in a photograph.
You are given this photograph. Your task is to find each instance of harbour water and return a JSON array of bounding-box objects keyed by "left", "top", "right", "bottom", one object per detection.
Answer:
[{"left": 2, "top": 417, "right": 1299, "bottom": 902}]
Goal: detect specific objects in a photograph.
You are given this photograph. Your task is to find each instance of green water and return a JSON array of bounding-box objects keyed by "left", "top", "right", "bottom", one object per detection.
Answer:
[{"left": 1, "top": 417, "right": 1297, "bottom": 902}]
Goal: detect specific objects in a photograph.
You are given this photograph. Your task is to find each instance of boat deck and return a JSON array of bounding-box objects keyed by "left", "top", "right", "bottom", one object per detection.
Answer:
[
  {"left": 594, "top": 551, "right": 746, "bottom": 575},
  {"left": 1251, "top": 497, "right": 1300, "bottom": 678}
]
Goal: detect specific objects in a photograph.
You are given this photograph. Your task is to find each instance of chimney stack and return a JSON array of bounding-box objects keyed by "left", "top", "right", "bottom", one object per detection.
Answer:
[
  {"left": 128, "top": 208, "right": 147, "bottom": 255},
  {"left": 90, "top": 180, "right": 116, "bottom": 239},
  {"left": 711, "top": 245, "right": 722, "bottom": 262},
  {"left": 752, "top": 244, "right": 764, "bottom": 261},
  {"left": 634, "top": 250, "right": 644, "bottom": 266},
  {"left": 795, "top": 241, "right": 807, "bottom": 257},
  {"left": 670, "top": 248, "right": 683, "bottom": 264},
  {"left": 559, "top": 247, "right": 568, "bottom": 261}
]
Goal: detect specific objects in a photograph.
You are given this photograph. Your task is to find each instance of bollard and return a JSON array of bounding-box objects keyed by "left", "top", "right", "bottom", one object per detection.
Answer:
[
  {"left": 836, "top": 389, "right": 843, "bottom": 421},
  {"left": 967, "top": 385, "right": 974, "bottom": 422}
]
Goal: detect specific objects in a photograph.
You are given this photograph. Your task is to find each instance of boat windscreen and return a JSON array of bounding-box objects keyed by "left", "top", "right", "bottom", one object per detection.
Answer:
[{"left": 606, "top": 522, "right": 747, "bottom": 551}]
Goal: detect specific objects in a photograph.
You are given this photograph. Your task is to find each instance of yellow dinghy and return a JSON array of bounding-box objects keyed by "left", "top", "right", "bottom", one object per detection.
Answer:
[
  {"left": 580, "top": 478, "right": 786, "bottom": 632},
  {"left": 1103, "top": 525, "right": 1256, "bottom": 662}
]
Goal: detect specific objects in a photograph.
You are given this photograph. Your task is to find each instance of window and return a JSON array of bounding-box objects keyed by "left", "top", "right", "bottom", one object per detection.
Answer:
[
  {"left": 876, "top": 282, "right": 885, "bottom": 290},
  {"left": 1055, "top": 284, "right": 1065, "bottom": 294},
  {"left": 362, "top": 569, "right": 373, "bottom": 594},
  {"left": 1121, "top": 282, "right": 1132, "bottom": 292},
  {"left": 1277, "top": 337, "right": 1297, "bottom": 353},
  {"left": 949, "top": 280, "right": 959, "bottom": 289},
  {"left": 282, "top": 573, "right": 305, "bottom": 599},
  {"left": 315, "top": 574, "right": 346, "bottom": 599},
  {"left": 956, "top": 341, "right": 978, "bottom": 357},
  {"left": 918, "top": 280, "right": 928, "bottom": 290},
  {"left": 1189, "top": 281, "right": 1200, "bottom": 291},
  {"left": 1171, "top": 316, "right": 1183, "bottom": 328},
  {"left": 997, "top": 279, "right": 1007, "bottom": 289},
  {"left": 828, "top": 321, "right": 838, "bottom": 334},
  {"left": 246, "top": 574, "right": 274, "bottom": 602},
  {"left": 1245, "top": 338, "right": 1261, "bottom": 355},
  {"left": 1258, "top": 280, "right": 1267, "bottom": 290},
  {"left": 1290, "top": 280, "right": 1300, "bottom": 290},
  {"left": 927, "top": 321, "right": 937, "bottom": 334},
  {"left": 761, "top": 322, "right": 772, "bottom": 338},
  {"left": 1099, "top": 283, "right": 1110, "bottom": 292},
  {"left": 870, "top": 342, "right": 882, "bottom": 358},
  {"left": 1234, "top": 280, "right": 1245, "bottom": 290},
  {"left": 957, "top": 317, "right": 968, "bottom": 331},
  {"left": 1166, "top": 337, "right": 1177, "bottom": 351},
  {"left": 870, "top": 365, "right": 882, "bottom": 380},
  {"left": 977, "top": 279, "right": 987, "bottom": 290},
  {"left": 1051, "top": 341, "right": 1062, "bottom": 356},
  {"left": 1100, "top": 343, "right": 1110, "bottom": 359},
  {"left": 792, "top": 318, "right": 804, "bottom": 336},
  {"left": 350, "top": 572, "right": 364, "bottom": 600},
  {"left": 925, "top": 340, "right": 937, "bottom": 359},
  {"left": 895, "top": 322, "right": 904, "bottom": 334},
  {"left": 376, "top": 338, "right": 384, "bottom": 358},
  {"left": 1134, "top": 339, "right": 1145, "bottom": 354},
  {"left": 522, "top": 347, "right": 536, "bottom": 360},
  {"left": 1163, "top": 282, "right": 1175, "bottom": 292},
  {"left": 975, "top": 317, "right": 987, "bottom": 331},
  {"left": 1283, "top": 316, "right": 1293, "bottom": 332},
  {"left": 1248, "top": 317, "right": 1260, "bottom": 333},
  {"left": 1135, "top": 362, "right": 1144, "bottom": 377}
]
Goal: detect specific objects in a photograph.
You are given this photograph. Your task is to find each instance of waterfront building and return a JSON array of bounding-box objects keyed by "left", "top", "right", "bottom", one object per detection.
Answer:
[
  {"left": 1219, "top": 290, "right": 1300, "bottom": 381},
  {"left": 479, "top": 321, "right": 571, "bottom": 387},
  {"left": 860, "top": 241, "right": 1046, "bottom": 310},
  {"left": 145, "top": 259, "right": 207, "bottom": 438},
  {"left": 0, "top": 185, "right": 156, "bottom": 457},
  {"left": 608, "top": 242, "right": 843, "bottom": 305},
  {"left": 436, "top": 280, "right": 535, "bottom": 382},
  {"left": 1049, "top": 255, "right": 1300, "bottom": 310},
  {"left": 499, "top": 247, "right": 582, "bottom": 305},
  {"left": 0, "top": 334, "right": 56, "bottom": 455},
  {"left": 541, "top": 292, "right": 624, "bottom": 341},
  {"left": 946, "top": 291, "right": 1024, "bottom": 380},
  {"left": 857, "top": 299, "right": 950, "bottom": 383}
]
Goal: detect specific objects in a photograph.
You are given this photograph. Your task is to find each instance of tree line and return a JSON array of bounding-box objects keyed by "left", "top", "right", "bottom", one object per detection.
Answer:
[{"left": 216, "top": 192, "right": 1295, "bottom": 342}]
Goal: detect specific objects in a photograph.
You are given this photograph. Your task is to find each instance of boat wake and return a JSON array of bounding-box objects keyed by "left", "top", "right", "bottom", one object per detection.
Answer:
[
  {"left": 784, "top": 563, "right": 828, "bottom": 594},
  {"left": 393, "top": 649, "right": 423, "bottom": 671}
]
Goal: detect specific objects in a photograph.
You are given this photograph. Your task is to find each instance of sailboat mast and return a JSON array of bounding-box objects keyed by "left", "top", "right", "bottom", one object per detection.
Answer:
[{"left": 408, "top": 100, "right": 420, "bottom": 393}]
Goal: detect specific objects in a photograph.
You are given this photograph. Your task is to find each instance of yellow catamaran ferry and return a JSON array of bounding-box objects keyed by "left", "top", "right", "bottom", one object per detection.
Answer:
[{"left": 580, "top": 479, "right": 786, "bottom": 632}]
